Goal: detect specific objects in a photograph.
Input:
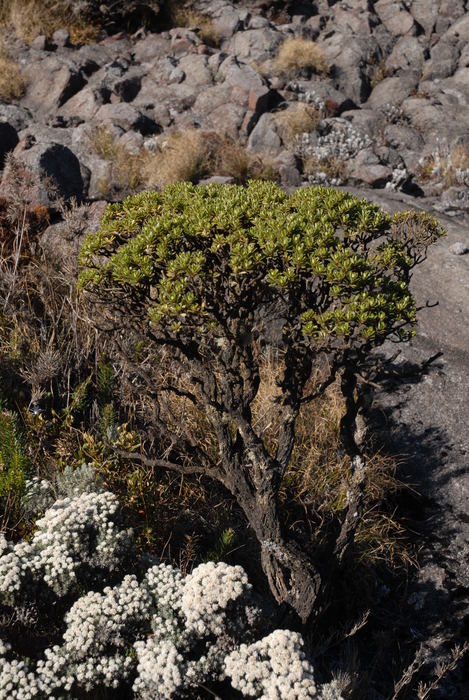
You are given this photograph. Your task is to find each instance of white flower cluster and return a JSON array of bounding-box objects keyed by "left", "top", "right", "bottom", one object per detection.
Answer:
[
  {"left": 455, "top": 168, "right": 469, "bottom": 187},
  {"left": 133, "top": 562, "right": 254, "bottom": 698},
  {"left": 295, "top": 120, "right": 372, "bottom": 186},
  {"left": 55, "top": 575, "right": 150, "bottom": 689},
  {"left": 225, "top": 630, "right": 344, "bottom": 700},
  {"left": 225, "top": 630, "right": 318, "bottom": 699},
  {"left": 0, "top": 657, "right": 43, "bottom": 700},
  {"left": 300, "top": 120, "right": 371, "bottom": 162},
  {"left": 380, "top": 103, "right": 408, "bottom": 125},
  {"left": 386, "top": 166, "right": 409, "bottom": 191},
  {"left": 1, "top": 492, "right": 340, "bottom": 699},
  {"left": 0, "top": 639, "right": 11, "bottom": 656},
  {"left": 289, "top": 82, "right": 326, "bottom": 112},
  {"left": 0, "top": 491, "right": 132, "bottom": 601},
  {"left": 181, "top": 561, "right": 251, "bottom": 635}
]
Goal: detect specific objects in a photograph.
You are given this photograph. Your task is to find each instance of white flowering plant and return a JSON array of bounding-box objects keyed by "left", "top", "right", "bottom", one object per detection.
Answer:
[{"left": 0, "top": 486, "right": 342, "bottom": 699}]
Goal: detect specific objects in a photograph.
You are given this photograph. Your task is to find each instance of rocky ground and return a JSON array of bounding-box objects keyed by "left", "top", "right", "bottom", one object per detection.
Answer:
[
  {"left": 0, "top": 0, "right": 468, "bottom": 695},
  {"left": 2, "top": 0, "right": 469, "bottom": 209}
]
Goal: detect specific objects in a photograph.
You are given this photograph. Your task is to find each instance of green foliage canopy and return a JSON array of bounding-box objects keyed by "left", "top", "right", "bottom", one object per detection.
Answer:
[{"left": 79, "top": 181, "right": 444, "bottom": 348}]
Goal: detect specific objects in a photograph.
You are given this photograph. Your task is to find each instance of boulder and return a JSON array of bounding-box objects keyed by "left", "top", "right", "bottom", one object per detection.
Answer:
[
  {"left": 374, "top": 0, "right": 415, "bottom": 36},
  {"left": 441, "top": 12, "right": 469, "bottom": 45},
  {"left": 22, "top": 56, "right": 86, "bottom": 115},
  {"left": 349, "top": 150, "right": 392, "bottom": 187},
  {"left": 59, "top": 86, "right": 108, "bottom": 121},
  {"left": 218, "top": 56, "right": 278, "bottom": 114},
  {"left": 117, "top": 131, "right": 144, "bottom": 155},
  {"left": 192, "top": 85, "right": 233, "bottom": 116},
  {"left": 169, "top": 27, "right": 202, "bottom": 55},
  {"left": 135, "top": 79, "right": 198, "bottom": 114},
  {"left": 210, "top": 4, "right": 245, "bottom": 38},
  {"left": 423, "top": 40, "right": 461, "bottom": 81},
  {"left": 94, "top": 103, "right": 158, "bottom": 135},
  {"left": 366, "top": 74, "right": 418, "bottom": 108},
  {"left": 14, "top": 142, "right": 88, "bottom": 205},
  {"left": 31, "top": 35, "right": 48, "bottom": 51},
  {"left": 0, "top": 105, "right": 33, "bottom": 132},
  {"left": 85, "top": 156, "right": 114, "bottom": 200},
  {"left": 320, "top": 33, "right": 377, "bottom": 104},
  {"left": 435, "top": 0, "right": 465, "bottom": 35},
  {"left": 275, "top": 150, "right": 301, "bottom": 187},
  {"left": 224, "top": 28, "right": 283, "bottom": 63},
  {"left": 409, "top": 0, "right": 439, "bottom": 38},
  {"left": 132, "top": 33, "right": 172, "bottom": 63},
  {"left": 386, "top": 36, "right": 425, "bottom": 75},
  {"left": 73, "top": 44, "right": 112, "bottom": 76},
  {"left": 401, "top": 98, "right": 447, "bottom": 134},
  {"left": 341, "top": 109, "right": 385, "bottom": 139},
  {"left": 247, "top": 113, "right": 281, "bottom": 152},
  {"left": 383, "top": 124, "right": 425, "bottom": 154},
  {"left": 52, "top": 28, "right": 71, "bottom": 48},
  {"left": 178, "top": 55, "right": 213, "bottom": 86},
  {"left": 204, "top": 102, "right": 248, "bottom": 137},
  {"left": 435, "top": 186, "right": 469, "bottom": 215},
  {"left": 39, "top": 201, "right": 107, "bottom": 265}
]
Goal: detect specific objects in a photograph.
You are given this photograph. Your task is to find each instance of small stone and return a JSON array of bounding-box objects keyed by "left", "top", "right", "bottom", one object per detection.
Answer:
[
  {"left": 450, "top": 242, "right": 468, "bottom": 255},
  {"left": 53, "top": 28, "right": 71, "bottom": 47},
  {"left": 198, "top": 175, "right": 235, "bottom": 185},
  {"left": 31, "top": 35, "right": 48, "bottom": 51}
]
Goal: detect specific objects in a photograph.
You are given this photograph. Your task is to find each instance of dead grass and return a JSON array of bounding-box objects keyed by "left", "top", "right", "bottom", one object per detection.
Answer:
[
  {"left": 144, "top": 130, "right": 212, "bottom": 189},
  {"left": 275, "top": 102, "right": 321, "bottom": 145},
  {"left": 273, "top": 37, "right": 328, "bottom": 78},
  {"left": 251, "top": 349, "right": 413, "bottom": 569},
  {"left": 370, "top": 58, "right": 389, "bottom": 88},
  {"left": 416, "top": 143, "right": 469, "bottom": 187},
  {"left": 89, "top": 125, "right": 147, "bottom": 194},
  {"left": 0, "top": 0, "right": 99, "bottom": 43},
  {"left": 303, "top": 154, "right": 347, "bottom": 182},
  {"left": 0, "top": 40, "right": 27, "bottom": 102},
  {"left": 143, "top": 129, "right": 279, "bottom": 189}
]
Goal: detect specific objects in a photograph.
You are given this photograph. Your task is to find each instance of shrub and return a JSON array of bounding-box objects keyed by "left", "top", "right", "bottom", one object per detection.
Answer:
[
  {"left": 79, "top": 182, "right": 444, "bottom": 621},
  {"left": 273, "top": 37, "right": 328, "bottom": 78},
  {"left": 0, "top": 486, "right": 342, "bottom": 699}
]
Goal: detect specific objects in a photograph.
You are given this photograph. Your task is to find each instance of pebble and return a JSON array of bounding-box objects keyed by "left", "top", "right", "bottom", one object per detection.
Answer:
[{"left": 449, "top": 242, "right": 468, "bottom": 255}]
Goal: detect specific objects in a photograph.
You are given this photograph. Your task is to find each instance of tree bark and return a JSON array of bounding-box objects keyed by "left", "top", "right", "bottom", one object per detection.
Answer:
[{"left": 228, "top": 476, "right": 321, "bottom": 623}]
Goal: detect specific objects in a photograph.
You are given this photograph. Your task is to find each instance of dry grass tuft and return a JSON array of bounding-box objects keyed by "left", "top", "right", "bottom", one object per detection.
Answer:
[
  {"left": 0, "top": 40, "right": 27, "bottom": 102},
  {"left": 303, "top": 154, "right": 347, "bottom": 183},
  {"left": 144, "top": 130, "right": 279, "bottom": 189},
  {"left": 275, "top": 102, "right": 321, "bottom": 145},
  {"left": 416, "top": 142, "right": 469, "bottom": 187},
  {"left": 89, "top": 125, "right": 147, "bottom": 195},
  {"left": 251, "top": 349, "right": 412, "bottom": 569},
  {"left": 273, "top": 37, "right": 328, "bottom": 78},
  {"left": 144, "top": 130, "right": 212, "bottom": 189},
  {"left": 0, "top": 0, "right": 99, "bottom": 43}
]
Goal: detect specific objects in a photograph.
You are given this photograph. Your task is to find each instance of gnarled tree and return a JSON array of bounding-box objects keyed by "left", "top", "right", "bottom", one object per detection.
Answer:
[{"left": 79, "top": 181, "right": 443, "bottom": 621}]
